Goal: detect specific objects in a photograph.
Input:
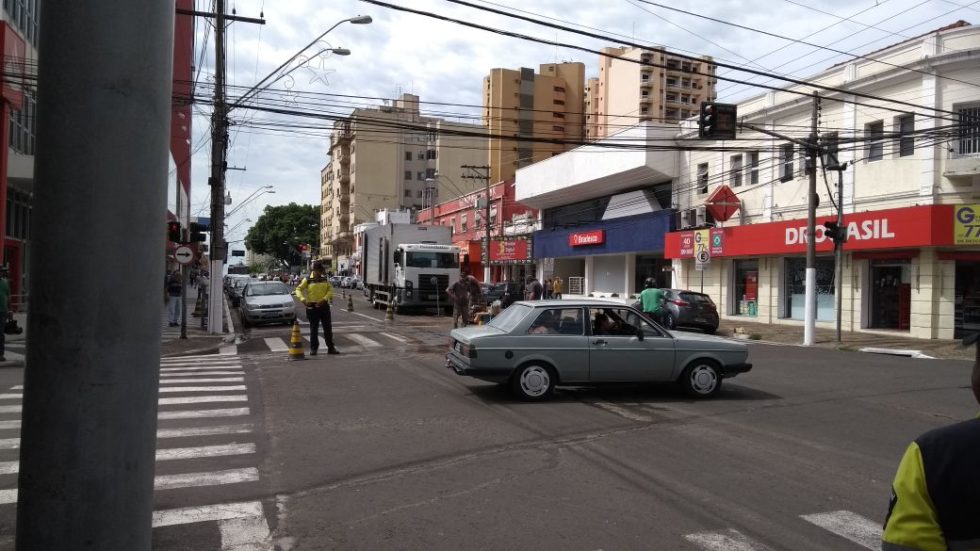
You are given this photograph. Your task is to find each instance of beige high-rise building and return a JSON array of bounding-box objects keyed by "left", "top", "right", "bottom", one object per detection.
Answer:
[
  {"left": 483, "top": 62, "right": 585, "bottom": 184},
  {"left": 587, "top": 46, "right": 716, "bottom": 141},
  {"left": 321, "top": 93, "right": 487, "bottom": 265}
]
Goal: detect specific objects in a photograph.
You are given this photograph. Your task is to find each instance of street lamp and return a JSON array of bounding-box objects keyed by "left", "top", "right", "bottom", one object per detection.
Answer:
[
  {"left": 226, "top": 218, "right": 252, "bottom": 235},
  {"left": 227, "top": 186, "right": 275, "bottom": 218}
]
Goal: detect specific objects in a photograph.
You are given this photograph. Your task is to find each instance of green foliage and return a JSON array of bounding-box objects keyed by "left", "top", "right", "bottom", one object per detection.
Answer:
[{"left": 244, "top": 203, "right": 320, "bottom": 268}]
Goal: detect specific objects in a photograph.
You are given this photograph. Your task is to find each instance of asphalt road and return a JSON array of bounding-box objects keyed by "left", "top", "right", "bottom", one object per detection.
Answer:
[{"left": 240, "top": 306, "right": 976, "bottom": 550}]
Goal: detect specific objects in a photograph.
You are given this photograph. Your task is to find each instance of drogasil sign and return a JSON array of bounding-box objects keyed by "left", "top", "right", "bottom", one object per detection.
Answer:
[{"left": 785, "top": 219, "right": 896, "bottom": 245}]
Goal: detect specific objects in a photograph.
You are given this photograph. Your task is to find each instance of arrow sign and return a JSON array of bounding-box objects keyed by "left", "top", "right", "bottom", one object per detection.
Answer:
[{"left": 174, "top": 245, "right": 194, "bottom": 265}]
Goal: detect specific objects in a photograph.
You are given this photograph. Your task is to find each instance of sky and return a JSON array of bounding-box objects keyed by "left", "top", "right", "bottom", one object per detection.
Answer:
[{"left": 188, "top": 0, "right": 980, "bottom": 248}]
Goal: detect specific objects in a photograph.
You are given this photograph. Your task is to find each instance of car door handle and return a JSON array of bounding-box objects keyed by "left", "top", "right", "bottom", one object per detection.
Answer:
[{"left": 592, "top": 339, "right": 607, "bottom": 345}]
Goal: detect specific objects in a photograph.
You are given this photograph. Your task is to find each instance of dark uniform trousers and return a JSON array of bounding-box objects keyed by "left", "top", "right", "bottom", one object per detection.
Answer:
[{"left": 306, "top": 303, "right": 335, "bottom": 352}]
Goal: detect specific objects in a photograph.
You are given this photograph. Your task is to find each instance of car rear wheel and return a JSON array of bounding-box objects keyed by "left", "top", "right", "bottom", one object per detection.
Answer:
[
  {"left": 511, "top": 363, "right": 556, "bottom": 401},
  {"left": 680, "top": 360, "right": 721, "bottom": 398},
  {"left": 663, "top": 312, "right": 676, "bottom": 329}
]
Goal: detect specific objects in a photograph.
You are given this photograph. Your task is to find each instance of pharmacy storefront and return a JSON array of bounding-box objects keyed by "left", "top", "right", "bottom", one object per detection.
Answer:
[{"left": 665, "top": 204, "right": 977, "bottom": 340}]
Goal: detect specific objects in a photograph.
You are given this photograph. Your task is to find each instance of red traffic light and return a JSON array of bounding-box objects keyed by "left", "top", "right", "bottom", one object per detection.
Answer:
[{"left": 167, "top": 221, "right": 181, "bottom": 243}]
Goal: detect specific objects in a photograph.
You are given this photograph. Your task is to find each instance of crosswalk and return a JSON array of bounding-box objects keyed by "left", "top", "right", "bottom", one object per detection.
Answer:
[
  {"left": 684, "top": 509, "right": 883, "bottom": 550},
  {"left": 0, "top": 354, "right": 274, "bottom": 550},
  {"left": 230, "top": 325, "right": 422, "bottom": 356}
]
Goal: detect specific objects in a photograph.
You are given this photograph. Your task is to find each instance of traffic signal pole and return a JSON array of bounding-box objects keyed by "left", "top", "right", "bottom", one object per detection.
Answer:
[{"left": 16, "top": 1, "right": 174, "bottom": 548}]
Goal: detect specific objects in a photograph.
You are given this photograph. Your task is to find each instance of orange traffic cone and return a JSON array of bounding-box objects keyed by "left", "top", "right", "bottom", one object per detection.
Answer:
[{"left": 287, "top": 320, "right": 305, "bottom": 361}]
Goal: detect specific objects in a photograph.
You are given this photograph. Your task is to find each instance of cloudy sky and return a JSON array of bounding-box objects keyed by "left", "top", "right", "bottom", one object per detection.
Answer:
[{"left": 189, "top": 0, "right": 980, "bottom": 246}]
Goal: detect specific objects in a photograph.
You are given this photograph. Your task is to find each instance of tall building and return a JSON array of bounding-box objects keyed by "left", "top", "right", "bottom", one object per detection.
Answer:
[
  {"left": 483, "top": 62, "right": 586, "bottom": 184},
  {"left": 586, "top": 46, "right": 716, "bottom": 141},
  {"left": 321, "top": 93, "right": 487, "bottom": 267}
]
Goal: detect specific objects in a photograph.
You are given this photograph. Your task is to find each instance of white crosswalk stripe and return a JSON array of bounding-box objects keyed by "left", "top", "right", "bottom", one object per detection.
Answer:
[
  {"left": 157, "top": 424, "right": 253, "bottom": 439},
  {"left": 158, "top": 407, "right": 250, "bottom": 420},
  {"left": 161, "top": 371, "right": 243, "bottom": 377},
  {"left": 154, "top": 467, "right": 260, "bottom": 490},
  {"left": 380, "top": 331, "right": 410, "bottom": 344},
  {"left": 155, "top": 443, "right": 255, "bottom": 461},
  {"left": 158, "top": 395, "right": 248, "bottom": 405},
  {"left": 345, "top": 333, "right": 383, "bottom": 348},
  {"left": 801, "top": 510, "right": 882, "bottom": 550},
  {"left": 684, "top": 528, "right": 772, "bottom": 551},
  {"left": 264, "top": 337, "right": 289, "bottom": 352},
  {"left": 158, "top": 385, "right": 247, "bottom": 393},
  {"left": 152, "top": 500, "right": 264, "bottom": 528}
]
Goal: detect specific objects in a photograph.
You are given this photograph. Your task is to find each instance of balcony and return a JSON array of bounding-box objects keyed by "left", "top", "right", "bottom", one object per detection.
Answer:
[
  {"left": 944, "top": 151, "right": 980, "bottom": 183},
  {"left": 639, "top": 95, "right": 652, "bottom": 103}
]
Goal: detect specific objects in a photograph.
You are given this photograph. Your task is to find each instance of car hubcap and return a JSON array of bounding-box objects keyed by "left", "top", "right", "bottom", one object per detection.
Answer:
[
  {"left": 690, "top": 366, "right": 717, "bottom": 394},
  {"left": 520, "top": 366, "right": 550, "bottom": 397}
]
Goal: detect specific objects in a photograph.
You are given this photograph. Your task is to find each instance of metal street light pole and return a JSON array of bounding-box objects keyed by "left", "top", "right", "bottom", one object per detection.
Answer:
[{"left": 226, "top": 186, "right": 274, "bottom": 218}]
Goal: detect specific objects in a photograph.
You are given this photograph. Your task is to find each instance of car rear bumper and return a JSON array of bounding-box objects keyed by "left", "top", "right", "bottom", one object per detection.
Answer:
[
  {"left": 722, "top": 362, "right": 752, "bottom": 377},
  {"left": 445, "top": 353, "right": 511, "bottom": 383}
]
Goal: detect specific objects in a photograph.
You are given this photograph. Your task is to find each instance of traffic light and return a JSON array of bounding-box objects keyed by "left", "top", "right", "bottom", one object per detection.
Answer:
[
  {"left": 167, "top": 221, "right": 181, "bottom": 243},
  {"left": 698, "top": 102, "right": 737, "bottom": 140},
  {"left": 823, "top": 220, "right": 847, "bottom": 245},
  {"left": 189, "top": 222, "right": 207, "bottom": 243}
]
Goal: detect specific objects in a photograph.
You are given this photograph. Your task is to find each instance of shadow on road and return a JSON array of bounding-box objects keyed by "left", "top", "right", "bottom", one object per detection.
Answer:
[{"left": 464, "top": 380, "right": 782, "bottom": 404}]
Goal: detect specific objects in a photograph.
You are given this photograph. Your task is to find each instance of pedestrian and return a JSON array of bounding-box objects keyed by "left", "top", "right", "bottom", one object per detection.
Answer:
[
  {"left": 0, "top": 267, "right": 9, "bottom": 361},
  {"left": 552, "top": 276, "right": 563, "bottom": 300},
  {"left": 543, "top": 278, "right": 552, "bottom": 300},
  {"left": 466, "top": 274, "right": 483, "bottom": 312},
  {"left": 447, "top": 272, "right": 472, "bottom": 329},
  {"left": 639, "top": 277, "right": 666, "bottom": 325},
  {"left": 294, "top": 261, "right": 339, "bottom": 355},
  {"left": 165, "top": 270, "right": 182, "bottom": 327},
  {"left": 881, "top": 332, "right": 980, "bottom": 550},
  {"left": 525, "top": 276, "right": 543, "bottom": 300}
]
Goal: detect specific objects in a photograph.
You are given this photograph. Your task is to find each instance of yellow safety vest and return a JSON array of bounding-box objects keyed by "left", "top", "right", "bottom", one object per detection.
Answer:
[{"left": 294, "top": 276, "right": 334, "bottom": 304}]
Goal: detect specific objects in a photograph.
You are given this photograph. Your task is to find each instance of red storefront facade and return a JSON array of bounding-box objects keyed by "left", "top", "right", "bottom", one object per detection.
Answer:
[{"left": 664, "top": 205, "right": 978, "bottom": 339}]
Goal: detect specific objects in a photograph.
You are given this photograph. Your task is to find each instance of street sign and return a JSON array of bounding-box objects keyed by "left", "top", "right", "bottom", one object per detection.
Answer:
[
  {"left": 694, "top": 229, "right": 711, "bottom": 270},
  {"left": 174, "top": 245, "right": 194, "bottom": 265}
]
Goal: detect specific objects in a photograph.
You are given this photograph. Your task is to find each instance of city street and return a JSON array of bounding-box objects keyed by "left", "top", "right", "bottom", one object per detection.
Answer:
[{"left": 5, "top": 293, "right": 971, "bottom": 549}]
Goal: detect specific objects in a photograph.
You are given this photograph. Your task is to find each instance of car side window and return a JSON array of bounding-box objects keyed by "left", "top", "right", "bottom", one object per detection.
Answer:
[
  {"left": 590, "top": 308, "right": 638, "bottom": 337},
  {"left": 625, "top": 309, "right": 665, "bottom": 337},
  {"left": 527, "top": 308, "right": 562, "bottom": 335}
]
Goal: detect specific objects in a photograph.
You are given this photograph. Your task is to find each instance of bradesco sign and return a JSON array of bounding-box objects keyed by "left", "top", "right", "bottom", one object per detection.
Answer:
[{"left": 665, "top": 205, "right": 952, "bottom": 258}]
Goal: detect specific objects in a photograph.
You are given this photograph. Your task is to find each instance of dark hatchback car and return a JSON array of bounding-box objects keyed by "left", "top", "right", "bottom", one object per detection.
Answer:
[
  {"left": 481, "top": 282, "right": 525, "bottom": 309},
  {"left": 660, "top": 289, "right": 719, "bottom": 334}
]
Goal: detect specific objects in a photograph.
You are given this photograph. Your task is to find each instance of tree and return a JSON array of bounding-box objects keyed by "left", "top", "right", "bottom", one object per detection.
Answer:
[{"left": 244, "top": 203, "right": 320, "bottom": 268}]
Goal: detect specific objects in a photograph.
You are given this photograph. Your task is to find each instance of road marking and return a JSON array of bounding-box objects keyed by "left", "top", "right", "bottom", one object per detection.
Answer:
[
  {"left": 218, "top": 344, "right": 238, "bottom": 355},
  {"left": 161, "top": 377, "right": 245, "bottom": 384},
  {"left": 157, "top": 423, "right": 253, "bottom": 439},
  {"left": 0, "top": 406, "right": 20, "bottom": 414},
  {"left": 152, "top": 500, "right": 265, "bottom": 528},
  {"left": 0, "top": 438, "right": 18, "bottom": 449},
  {"left": 0, "top": 461, "right": 18, "bottom": 475},
  {"left": 158, "top": 407, "right": 250, "bottom": 420},
  {"left": 160, "top": 371, "right": 243, "bottom": 377},
  {"left": 158, "top": 385, "right": 247, "bottom": 393},
  {"left": 154, "top": 467, "right": 260, "bottom": 490},
  {"left": 9, "top": 386, "right": 21, "bottom": 390},
  {"left": 591, "top": 401, "right": 653, "bottom": 422},
  {"left": 345, "top": 333, "right": 383, "bottom": 348},
  {"left": 380, "top": 332, "right": 410, "bottom": 344},
  {"left": 0, "top": 489, "right": 16, "bottom": 505},
  {"left": 349, "top": 311, "right": 383, "bottom": 323},
  {"left": 162, "top": 353, "right": 240, "bottom": 361},
  {"left": 0, "top": 394, "right": 21, "bottom": 400},
  {"left": 0, "top": 420, "right": 20, "bottom": 430},
  {"left": 158, "top": 395, "right": 248, "bottom": 406},
  {"left": 264, "top": 337, "right": 289, "bottom": 352},
  {"left": 219, "top": 514, "right": 274, "bottom": 551},
  {"left": 801, "top": 510, "right": 881, "bottom": 550},
  {"left": 684, "top": 528, "right": 772, "bottom": 551},
  {"left": 156, "top": 443, "right": 256, "bottom": 461},
  {"left": 161, "top": 365, "right": 243, "bottom": 372}
]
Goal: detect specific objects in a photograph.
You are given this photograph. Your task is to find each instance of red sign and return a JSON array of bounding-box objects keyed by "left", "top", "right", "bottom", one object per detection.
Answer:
[
  {"left": 705, "top": 185, "right": 740, "bottom": 222},
  {"left": 665, "top": 204, "right": 954, "bottom": 258},
  {"left": 569, "top": 230, "right": 605, "bottom": 247},
  {"left": 488, "top": 238, "right": 532, "bottom": 264},
  {"left": 0, "top": 23, "right": 25, "bottom": 109}
]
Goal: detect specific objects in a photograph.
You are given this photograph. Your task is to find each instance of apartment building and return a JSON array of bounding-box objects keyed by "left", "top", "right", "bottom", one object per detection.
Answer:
[
  {"left": 663, "top": 21, "right": 980, "bottom": 340},
  {"left": 321, "top": 93, "right": 487, "bottom": 268},
  {"left": 586, "top": 46, "right": 716, "bottom": 141},
  {"left": 483, "top": 62, "right": 586, "bottom": 184}
]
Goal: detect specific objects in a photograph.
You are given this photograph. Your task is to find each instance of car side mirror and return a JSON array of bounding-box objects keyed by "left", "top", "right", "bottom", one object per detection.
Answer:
[{"left": 635, "top": 327, "right": 644, "bottom": 341}]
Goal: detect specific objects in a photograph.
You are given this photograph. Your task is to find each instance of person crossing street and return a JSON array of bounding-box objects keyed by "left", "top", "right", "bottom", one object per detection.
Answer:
[{"left": 295, "top": 261, "right": 339, "bottom": 355}]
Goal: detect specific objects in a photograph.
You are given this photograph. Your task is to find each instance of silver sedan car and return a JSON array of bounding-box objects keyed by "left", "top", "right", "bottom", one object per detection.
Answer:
[
  {"left": 446, "top": 299, "right": 752, "bottom": 401},
  {"left": 240, "top": 281, "right": 297, "bottom": 326}
]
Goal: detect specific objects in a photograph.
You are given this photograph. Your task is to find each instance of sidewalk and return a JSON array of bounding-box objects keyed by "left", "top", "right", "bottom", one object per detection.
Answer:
[{"left": 716, "top": 318, "right": 973, "bottom": 361}]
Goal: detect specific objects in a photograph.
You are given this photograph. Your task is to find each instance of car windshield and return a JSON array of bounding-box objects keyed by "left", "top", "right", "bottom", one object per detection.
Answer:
[
  {"left": 680, "top": 292, "right": 714, "bottom": 306},
  {"left": 486, "top": 304, "right": 532, "bottom": 332},
  {"left": 246, "top": 282, "right": 290, "bottom": 296},
  {"left": 405, "top": 251, "right": 459, "bottom": 269}
]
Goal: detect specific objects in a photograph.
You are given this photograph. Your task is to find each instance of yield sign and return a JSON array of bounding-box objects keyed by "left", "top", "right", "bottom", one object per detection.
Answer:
[
  {"left": 705, "top": 185, "right": 740, "bottom": 222},
  {"left": 174, "top": 245, "right": 195, "bottom": 265}
]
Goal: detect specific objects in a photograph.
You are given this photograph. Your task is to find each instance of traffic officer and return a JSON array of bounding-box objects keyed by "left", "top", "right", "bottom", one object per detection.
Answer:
[
  {"left": 881, "top": 333, "right": 980, "bottom": 550},
  {"left": 294, "top": 261, "right": 339, "bottom": 355}
]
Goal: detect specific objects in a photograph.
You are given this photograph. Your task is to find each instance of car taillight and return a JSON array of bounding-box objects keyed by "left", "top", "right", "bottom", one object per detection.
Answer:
[
  {"left": 669, "top": 299, "right": 689, "bottom": 307},
  {"left": 460, "top": 343, "right": 477, "bottom": 358}
]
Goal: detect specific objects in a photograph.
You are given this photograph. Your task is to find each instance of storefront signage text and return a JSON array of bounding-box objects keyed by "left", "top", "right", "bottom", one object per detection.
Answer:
[
  {"left": 785, "top": 219, "right": 895, "bottom": 245},
  {"left": 488, "top": 238, "right": 533, "bottom": 264},
  {"left": 569, "top": 230, "right": 605, "bottom": 247},
  {"left": 954, "top": 204, "right": 980, "bottom": 245}
]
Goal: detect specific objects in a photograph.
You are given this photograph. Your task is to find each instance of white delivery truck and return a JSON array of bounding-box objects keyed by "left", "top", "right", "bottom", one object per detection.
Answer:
[{"left": 361, "top": 223, "right": 460, "bottom": 311}]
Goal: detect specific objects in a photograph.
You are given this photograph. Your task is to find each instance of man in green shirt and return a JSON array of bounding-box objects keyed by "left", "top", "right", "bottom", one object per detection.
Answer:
[
  {"left": 0, "top": 267, "right": 9, "bottom": 362},
  {"left": 639, "top": 277, "right": 665, "bottom": 326}
]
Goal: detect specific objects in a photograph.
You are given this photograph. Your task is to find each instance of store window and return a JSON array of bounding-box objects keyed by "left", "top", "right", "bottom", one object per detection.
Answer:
[
  {"left": 955, "top": 261, "right": 980, "bottom": 338},
  {"left": 733, "top": 260, "right": 758, "bottom": 317},
  {"left": 870, "top": 259, "right": 911, "bottom": 330},
  {"left": 784, "top": 257, "right": 835, "bottom": 321},
  {"left": 634, "top": 255, "right": 671, "bottom": 294}
]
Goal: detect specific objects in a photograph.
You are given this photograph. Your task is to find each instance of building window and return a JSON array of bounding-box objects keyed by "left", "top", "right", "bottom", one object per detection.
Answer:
[
  {"left": 553, "top": 112, "right": 565, "bottom": 119},
  {"left": 461, "top": 215, "right": 468, "bottom": 232},
  {"left": 404, "top": 151, "right": 412, "bottom": 161},
  {"left": 554, "top": 99, "right": 565, "bottom": 105},
  {"left": 404, "top": 171, "right": 412, "bottom": 181},
  {"left": 865, "top": 120, "right": 884, "bottom": 161},
  {"left": 552, "top": 125, "right": 565, "bottom": 132},
  {"left": 9, "top": 88, "right": 36, "bottom": 155},
  {"left": 730, "top": 154, "right": 743, "bottom": 187},
  {"left": 896, "top": 115, "right": 914, "bottom": 157},
  {"left": 404, "top": 190, "right": 412, "bottom": 198},
  {"left": 426, "top": 168, "right": 436, "bottom": 179},
  {"left": 697, "top": 162, "right": 709, "bottom": 194},
  {"left": 426, "top": 149, "right": 437, "bottom": 160},
  {"left": 748, "top": 151, "right": 760, "bottom": 184},
  {"left": 780, "top": 144, "right": 794, "bottom": 181},
  {"left": 958, "top": 105, "right": 980, "bottom": 155},
  {"left": 417, "top": 190, "right": 423, "bottom": 198},
  {"left": 417, "top": 152, "right": 425, "bottom": 160},
  {"left": 554, "top": 86, "right": 565, "bottom": 93}
]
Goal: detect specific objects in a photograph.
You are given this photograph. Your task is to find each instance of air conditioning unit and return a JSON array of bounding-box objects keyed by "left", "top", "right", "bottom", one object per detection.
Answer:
[
  {"left": 679, "top": 209, "right": 696, "bottom": 229},
  {"left": 696, "top": 205, "right": 707, "bottom": 227}
]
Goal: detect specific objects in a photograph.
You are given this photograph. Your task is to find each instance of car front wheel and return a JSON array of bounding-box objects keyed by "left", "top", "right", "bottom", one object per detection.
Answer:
[
  {"left": 511, "top": 363, "right": 556, "bottom": 401},
  {"left": 680, "top": 361, "right": 721, "bottom": 398}
]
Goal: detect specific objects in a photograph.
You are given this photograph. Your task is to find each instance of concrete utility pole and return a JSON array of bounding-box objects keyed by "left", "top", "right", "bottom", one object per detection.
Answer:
[
  {"left": 16, "top": 2, "right": 174, "bottom": 549},
  {"left": 208, "top": 0, "right": 227, "bottom": 334},
  {"left": 835, "top": 170, "right": 845, "bottom": 342},
  {"left": 461, "top": 165, "right": 492, "bottom": 282},
  {"left": 804, "top": 92, "right": 820, "bottom": 346}
]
